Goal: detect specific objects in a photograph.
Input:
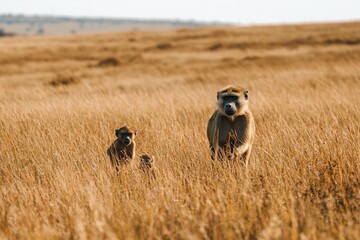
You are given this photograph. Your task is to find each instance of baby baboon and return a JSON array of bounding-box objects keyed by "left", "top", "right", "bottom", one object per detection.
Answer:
[
  {"left": 139, "top": 154, "right": 155, "bottom": 171},
  {"left": 207, "top": 85, "right": 255, "bottom": 162},
  {"left": 107, "top": 125, "right": 137, "bottom": 171},
  {"left": 139, "top": 154, "right": 156, "bottom": 178}
]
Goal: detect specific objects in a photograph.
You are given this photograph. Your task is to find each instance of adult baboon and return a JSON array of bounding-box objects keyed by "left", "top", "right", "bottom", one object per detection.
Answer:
[{"left": 207, "top": 85, "right": 255, "bottom": 162}]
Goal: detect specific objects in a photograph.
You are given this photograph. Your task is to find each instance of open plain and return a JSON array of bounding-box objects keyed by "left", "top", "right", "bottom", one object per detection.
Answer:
[{"left": 0, "top": 22, "right": 360, "bottom": 239}]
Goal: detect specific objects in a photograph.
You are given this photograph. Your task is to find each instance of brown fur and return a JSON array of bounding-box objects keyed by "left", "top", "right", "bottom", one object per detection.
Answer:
[
  {"left": 139, "top": 154, "right": 156, "bottom": 178},
  {"left": 139, "top": 154, "right": 155, "bottom": 171},
  {"left": 107, "top": 125, "right": 137, "bottom": 172},
  {"left": 218, "top": 85, "right": 244, "bottom": 94},
  {"left": 207, "top": 85, "right": 255, "bottom": 162}
]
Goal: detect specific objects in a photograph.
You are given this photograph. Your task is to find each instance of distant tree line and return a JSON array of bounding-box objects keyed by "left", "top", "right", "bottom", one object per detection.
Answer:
[
  {"left": 0, "top": 13, "right": 210, "bottom": 27},
  {"left": 0, "top": 28, "right": 14, "bottom": 37}
]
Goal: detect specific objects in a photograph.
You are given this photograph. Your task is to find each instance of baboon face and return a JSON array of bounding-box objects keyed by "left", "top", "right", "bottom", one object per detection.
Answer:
[
  {"left": 115, "top": 126, "right": 137, "bottom": 146},
  {"left": 140, "top": 154, "right": 155, "bottom": 168},
  {"left": 217, "top": 86, "right": 249, "bottom": 116}
]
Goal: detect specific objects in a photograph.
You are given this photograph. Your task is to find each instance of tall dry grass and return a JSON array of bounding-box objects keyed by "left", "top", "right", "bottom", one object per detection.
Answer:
[{"left": 0, "top": 22, "right": 360, "bottom": 239}]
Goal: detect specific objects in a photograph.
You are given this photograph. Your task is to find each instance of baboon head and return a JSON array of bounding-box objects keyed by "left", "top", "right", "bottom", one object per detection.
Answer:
[
  {"left": 217, "top": 85, "right": 249, "bottom": 117},
  {"left": 115, "top": 125, "right": 137, "bottom": 146},
  {"left": 140, "top": 154, "right": 155, "bottom": 169}
]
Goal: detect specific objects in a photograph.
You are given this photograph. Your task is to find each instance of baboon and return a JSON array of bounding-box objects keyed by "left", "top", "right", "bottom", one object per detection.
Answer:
[
  {"left": 207, "top": 85, "right": 255, "bottom": 162},
  {"left": 107, "top": 125, "right": 137, "bottom": 172},
  {"left": 139, "top": 154, "right": 156, "bottom": 178},
  {"left": 139, "top": 154, "right": 155, "bottom": 171}
]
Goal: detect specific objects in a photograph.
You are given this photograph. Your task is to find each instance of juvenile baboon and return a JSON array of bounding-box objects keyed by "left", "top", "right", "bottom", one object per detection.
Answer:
[
  {"left": 139, "top": 154, "right": 156, "bottom": 178},
  {"left": 107, "top": 125, "right": 137, "bottom": 172},
  {"left": 207, "top": 85, "right": 255, "bottom": 162},
  {"left": 139, "top": 154, "right": 155, "bottom": 171}
]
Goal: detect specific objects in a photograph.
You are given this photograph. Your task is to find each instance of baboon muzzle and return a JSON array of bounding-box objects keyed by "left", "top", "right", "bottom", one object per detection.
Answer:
[
  {"left": 225, "top": 103, "right": 236, "bottom": 116},
  {"left": 123, "top": 137, "right": 131, "bottom": 145}
]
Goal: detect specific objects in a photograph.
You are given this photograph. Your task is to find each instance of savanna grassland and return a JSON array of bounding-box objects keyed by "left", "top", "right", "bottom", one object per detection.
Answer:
[{"left": 0, "top": 22, "right": 360, "bottom": 239}]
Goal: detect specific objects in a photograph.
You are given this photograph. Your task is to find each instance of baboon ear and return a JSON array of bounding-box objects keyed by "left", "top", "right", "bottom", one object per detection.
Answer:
[
  {"left": 134, "top": 129, "right": 137, "bottom": 136},
  {"left": 115, "top": 129, "right": 120, "bottom": 137},
  {"left": 244, "top": 90, "right": 249, "bottom": 100},
  {"left": 217, "top": 91, "right": 220, "bottom": 100}
]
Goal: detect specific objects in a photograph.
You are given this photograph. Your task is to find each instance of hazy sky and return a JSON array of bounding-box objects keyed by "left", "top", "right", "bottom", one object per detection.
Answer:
[{"left": 2, "top": 0, "right": 359, "bottom": 24}]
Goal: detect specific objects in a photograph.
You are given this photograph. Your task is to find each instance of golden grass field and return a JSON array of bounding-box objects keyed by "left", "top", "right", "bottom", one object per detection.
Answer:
[{"left": 0, "top": 21, "right": 360, "bottom": 239}]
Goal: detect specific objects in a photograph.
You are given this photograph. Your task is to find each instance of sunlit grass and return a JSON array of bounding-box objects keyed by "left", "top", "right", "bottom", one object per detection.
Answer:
[{"left": 0, "top": 22, "right": 359, "bottom": 239}]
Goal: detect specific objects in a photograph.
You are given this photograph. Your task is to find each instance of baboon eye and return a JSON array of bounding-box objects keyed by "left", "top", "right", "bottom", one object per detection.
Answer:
[{"left": 223, "top": 96, "right": 238, "bottom": 101}]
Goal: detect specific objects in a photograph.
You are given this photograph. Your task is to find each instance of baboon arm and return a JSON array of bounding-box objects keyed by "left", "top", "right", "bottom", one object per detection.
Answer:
[
  {"left": 126, "top": 143, "right": 135, "bottom": 159},
  {"left": 107, "top": 147, "right": 115, "bottom": 165},
  {"left": 107, "top": 148, "right": 111, "bottom": 157},
  {"left": 236, "top": 143, "right": 249, "bottom": 157},
  {"left": 243, "top": 145, "right": 252, "bottom": 162},
  {"left": 211, "top": 128, "right": 220, "bottom": 149},
  {"left": 210, "top": 146, "right": 215, "bottom": 160}
]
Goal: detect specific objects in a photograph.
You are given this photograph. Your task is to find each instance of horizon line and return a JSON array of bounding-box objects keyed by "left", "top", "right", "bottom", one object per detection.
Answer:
[{"left": 1, "top": 12, "right": 360, "bottom": 26}]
